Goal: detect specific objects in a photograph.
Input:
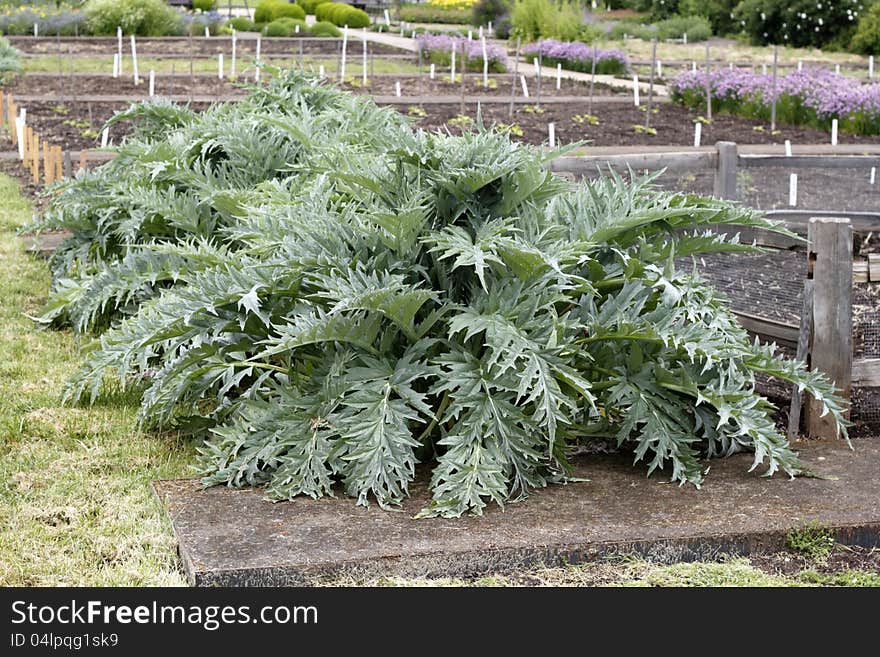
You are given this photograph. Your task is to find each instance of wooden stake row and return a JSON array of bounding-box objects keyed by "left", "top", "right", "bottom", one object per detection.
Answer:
[{"left": 2, "top": 90, "right": 78, "bottom": 186}]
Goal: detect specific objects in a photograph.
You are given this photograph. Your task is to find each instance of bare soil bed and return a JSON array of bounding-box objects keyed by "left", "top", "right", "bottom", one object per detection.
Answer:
[
  {"left": 339, "top": 73, "right": 618, "bottom": 98},
  {"left": 4, "top": 74, "right": 243, "bottom": 99},
  {"left": 404, "top": 101, "right": 880, "bottom": 147},
  {"left": 8, "top": 35, "right": 405, "bottom": 57}
]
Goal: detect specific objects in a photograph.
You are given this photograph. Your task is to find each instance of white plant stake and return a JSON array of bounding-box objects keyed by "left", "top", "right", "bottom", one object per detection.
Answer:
[
  {"left": 789, "top": 174, "right": 798, "bottom": 206},
  {"left": 871, "top": 167, "right": 876, "bottom": 185},
  {"left": 693, "top": 121, "right": 701, "bottom": 147},
  {"left": 478, "top": 26, "right": 483, "bottom": 39},
  {"left": 384, "top": 9, "right": 390, "bottom": 25},
  {"left": 831, "top": 119, "right": 838, "bottom": 145},
  {"left": 533, "top": 57, "right": 539, "bottom": 76},
  {"left": 683, "top": 32, "right": 687, "bottom": 45},
  {"left": 319, "top": 64, "right": 325, "bottom": 78},
  {"left": 34, "top": 23, "right": 38, "bottom": 37},
  {"left": 430, "top": 63, "right": 435, "bottom": 80},
  {"left": 481, "top": 36, "right": 489, "bottom": 87},
  {"left": 548, "top": 122, "right": 555, "bottom": 148},
  {"left": 556, "top": 62, "right": 561, "bottom": 90},
  {"left": 468, "top": 30, "right": 472, "bottom": 41},
  {"left": 101, "top": 127, "right": 109, "bottom": 148},
  {"left": 149, "top": 70, "right": 155, "bottom": 97},
  {"left": 117, "top": 26, "right": 123, "bottom": 75},
  {"left": 255, "top": 37, "right": 261, "bottom": 82},
  {"left": 15, "top": 113, "right": 24, "bottom": 160},
  {"left": 488, "top": 21, "right": 492, "bottom": 35},
  {"left": 785, "top": 139, "right": 792, "bottom": 156},
  {"left": 295, "top": 24, "right": 300, "bottom": 34},
  {"left": 798, "top": 60, "right": 803, "bottom": 71},
  {"left": 395, "top": 80, "right": 401, "bottom": 97},
  {"left": 520, "top": 74, "right": 530, "bottom": 98},
  {"left": 362, "top": 28, "right": 368, "bottom": 85},
  {"left": 340, "top": 25, "right": 348, "bottom": 82},
  {"left": 112, "top": 53, "right": 119, "bottom": 79},
  {"left": 762, "top": 64, "right": 767, "bottom": 75},
  {"left": 218, "top": 53, "right": 223, "bottom": 79},
  {"left": 835, "top": 64, "right": 840, "bottom": 74},
  {"left": 130, "top": 35, "right": 139, "bottom": 85},
  {"left": 692, "top": 61, "right": 696, "bottom": 72},
  {"left": 205, "top": 26, "right": 210, "bottom": 39},
  {"left": 656, "top": 60, "right": 662, "bottom": 78},
  {"left": 450, "top": 43, "right": 456, "bottom": 83},
  {"left": 231, "top": 29, "right": 236, "bottom": 77},
  {"left": 632, "top": 74, "right": 640, "bottom": 107}
]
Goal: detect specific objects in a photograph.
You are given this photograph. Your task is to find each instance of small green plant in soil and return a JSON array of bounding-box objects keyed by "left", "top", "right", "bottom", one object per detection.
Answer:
[
  {"left": 497, "top": 123, "right": 524, "bottom": 137},
  {"left": 448, "top": 113, "right": 474, "bottom": 128},
  {"left": 407, "top": 105, "right": 427, "bottom": 118},
  {"left": 632, "top": 124, "right": 658, "bottom": 135},
  {"left": 786, "top": 522, "right": 836, "bottom": 561},
  {"left": 572, "top": 114, "right": 600, "bottom": 126},
  {"left": 523, "top": 104, "right": 545, "bottom": 114}
]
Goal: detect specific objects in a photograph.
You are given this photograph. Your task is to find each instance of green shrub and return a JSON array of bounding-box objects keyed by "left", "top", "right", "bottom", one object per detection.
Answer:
[
  {"left": 0, "top": 36, "right": 21, "bottom": 84},
  {"left": 191, "top": 0, "right": 216, "bottom": 11},
  {"left": 229, "top": 17, "right": 256, "bottom": 32},
  {"left": 654, "top": 15, "right": 711, "bottom": 41},
  {"left": 472, "top": 0, "right": 510, "bottom": 27},
  {"left": 35, "top": 72, "right": 848, "bottom": 518},
  {"left": 262, "top": 17, "right": 305, "bottom": 36},
  {"left": 852, "top": 3, "right": 880, "bottom": 55},
  {"left": 634, "top": 0, "right": 678, "bottom": 20},
  {"left": 309, "top": 20, "right": 341, "bottom": 37},
  {"left": 297, "top": 0, "right": 331, "bottom": 14},
  {"left": 511, "top": 0, "right": 584, "bottom": 42},
  {"left": 734, "top": 0, "right": 865, "bottom": 49},
  {"left": 83, "top": 0, "right": 184, "bottom": 36},
  {"left": 398, "top": 4, "right": 472, "bottom": 25},
  {"left": 255, "top": 0, "right": 305, "bottom": 23},
  {"left": 678, "top": 0, "right": 736, "bottom": 36},
  {"left": 315, "top": 2, "right": 370, "bottom": 29}
]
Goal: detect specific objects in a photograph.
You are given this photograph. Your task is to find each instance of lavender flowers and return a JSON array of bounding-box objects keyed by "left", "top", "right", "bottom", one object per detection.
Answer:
[
  {"left": 671, "top": 67, "right": 880, "bottom": 135},
  {"left": 522, "top": 40, "right": 629, "bottom": 76},
  {"left": 416, "top": 34, "right": 509, "bottom": 73}
]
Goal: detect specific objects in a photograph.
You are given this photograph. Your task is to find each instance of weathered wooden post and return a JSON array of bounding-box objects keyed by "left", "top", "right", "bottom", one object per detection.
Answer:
[
  {"left": 713, "top": 141, "right": 737, "bottom": 200},
  {"left": 806, "top": 216, "right": 853, "bottom": 438}
]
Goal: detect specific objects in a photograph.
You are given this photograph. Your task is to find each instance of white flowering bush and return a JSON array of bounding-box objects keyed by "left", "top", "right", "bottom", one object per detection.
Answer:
[{"left": 734, "top": 0, "right": 864, "bottom": 49}]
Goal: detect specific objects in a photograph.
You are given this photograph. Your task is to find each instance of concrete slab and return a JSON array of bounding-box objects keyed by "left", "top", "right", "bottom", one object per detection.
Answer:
[{"left": 154, "top": 439, "right": 880, "bottom": 586}]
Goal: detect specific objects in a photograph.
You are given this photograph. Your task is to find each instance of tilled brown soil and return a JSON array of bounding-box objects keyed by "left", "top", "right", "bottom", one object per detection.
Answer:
[
  {"left": 5, "top": 74, "right": 244, "bottom": 99},
  {"left": 8, "top": 36, "right": 405, "bottom": 57},
  {"left": 340, "top": 73, "right": 618, "bottom": 98},
  {"left": 403, "top": 101, "right": 880, "bottom": 147}
]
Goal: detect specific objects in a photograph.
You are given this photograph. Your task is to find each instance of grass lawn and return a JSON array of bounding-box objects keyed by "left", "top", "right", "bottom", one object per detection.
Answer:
[{"left": 0, "top": 172, "right": 877, "bottom": 587}]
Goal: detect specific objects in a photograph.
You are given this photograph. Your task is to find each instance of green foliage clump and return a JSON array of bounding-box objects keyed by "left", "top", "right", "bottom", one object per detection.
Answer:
[
  {"left": 315, "top": 2, "right": 370, "bottom": 28},
  {"left": 0, "top": 36, "right": 22, "bottom": 85},
  {"left": 255, "top": 0, "right": 306, "bottom": 23},
  {"left": 733, "top": 0, "right": 864, "bottom": 49},
  {"left": 635, "top": 0, "right": 679, "bottom": 21},
  {"left": 297, "top": 0, "right": 331, "bottom": 14},
  {"left": 852, "top": 3, "right": 880, "bottom": 55},
  {"left": 609, "top": 15, "right": 710, "bottom": 42},
  {"left": 262, "top": 17, "right": 305, "bottom": 36},
  {"left": 397, "top": 3, "right": 473, "bottom": 25},
  {"left": 35, "top": 72, "right": 850, "bottom": 518},
  {"left": 786, "top": 522, "right": 836, "bottom": 561},
  {"left": 678, "top": 0, "right": 737, "bottom": 36},
  {"left": 191, "top": 0, "right": 216, "bottom": 11},
  {"left": 511, "top": 0, "right": 584, "bottom": 42},
  {"left": 309, "top": 20, "right": 341, "bottom": 37},
  {"left": 83, "top": 0, "right": 184, "bottom": 36},
  {"left": 472, "top": 0, "right": 510, "bottom": 27},
  {"left": 229, "top": 17, "right": 257, "bottom": 32}
]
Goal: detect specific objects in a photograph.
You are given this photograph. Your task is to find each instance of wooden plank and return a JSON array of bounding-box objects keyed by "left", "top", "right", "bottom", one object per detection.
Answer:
[
  {"left": 713, "top": 141, "right": 737, "bottom": 200},
  {"left": 549, "top": 151, "right": 716, "bottom": 177},
  {"left": 806, "top": 217, "right": 853, "bottom": 439},
  {"left": 788, "top": 280, "right": 814, "bottom": 440},
  {"left": 852, "top": 359, "right": 880, "bottom": 387},
  {"left": 869, "top": 254, "right": 880, "bottom": 281},
  {"left": 732, "top": 310, "right": 800, "bottom": 346},
  {"left": 740, "top": 154, "right": 880, "bottom": 169},
  {"left": 765, "top": 210, "right": 880, "bottom": 234},
  {"left": 854, "top": 261, "right": 868, "bottom": 283}
]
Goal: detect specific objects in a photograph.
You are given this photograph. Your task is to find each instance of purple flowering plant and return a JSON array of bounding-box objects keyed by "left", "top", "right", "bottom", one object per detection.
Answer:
[
  {"left": 416, "top": 34, "right": 509, "bottom": 73},
  {"left": 671, "top": 66, "right": 880, "bottom": 135},
  {"left": 521, "top": 40, "right": 629, "bottom": 76}
]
